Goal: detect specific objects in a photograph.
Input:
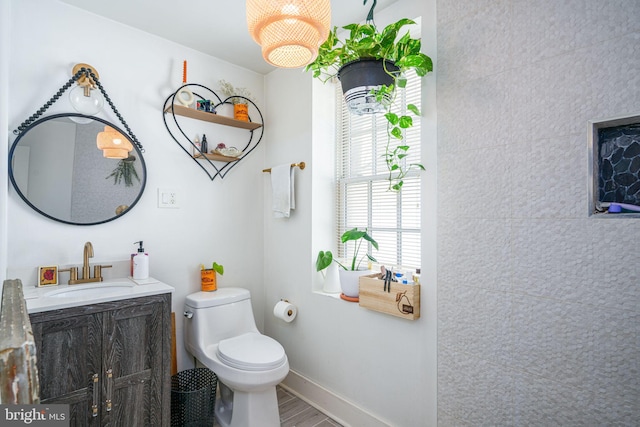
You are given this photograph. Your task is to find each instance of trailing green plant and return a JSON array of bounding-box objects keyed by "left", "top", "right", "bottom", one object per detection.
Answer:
[
  {"left": 381, "top": 100, "right": 425, "bottom": 191},
  {"left": 106, "top": 155, "right": 140, "bottom": 187},
  {"left": 305, "top": 18, "right": 432, "bottom": 83},
  {"left": 305, "top": 15, "right": 433, "bottom": 191},
  {"left": 316, "top": 227, "right": 378, "bottom": 272}
]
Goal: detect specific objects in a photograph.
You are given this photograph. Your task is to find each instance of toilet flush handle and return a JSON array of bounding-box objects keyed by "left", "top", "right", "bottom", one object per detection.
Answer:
[{"left": 184, "top": 311, "right": 193, "bottom": 319}]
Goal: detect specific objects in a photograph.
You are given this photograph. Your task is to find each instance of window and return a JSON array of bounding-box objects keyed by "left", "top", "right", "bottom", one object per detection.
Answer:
[{"left": 335, "top": 67, "right": 422, "bottom": 271}]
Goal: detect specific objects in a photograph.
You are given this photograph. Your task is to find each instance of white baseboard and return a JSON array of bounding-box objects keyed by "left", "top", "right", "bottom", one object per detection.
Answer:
[{"left": 281, "top": 370, "right": 391, "bottom": 427}]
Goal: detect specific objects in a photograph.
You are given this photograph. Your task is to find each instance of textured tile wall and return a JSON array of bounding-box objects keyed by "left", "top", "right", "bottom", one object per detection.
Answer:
[{"left": 436, "top": 0, "right": 640, "bottom": 425}]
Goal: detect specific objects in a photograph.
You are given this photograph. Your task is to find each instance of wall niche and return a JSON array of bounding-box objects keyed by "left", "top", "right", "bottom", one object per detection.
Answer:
[{"left": 589, "top": 113, "right": 640, "bottom": 217}]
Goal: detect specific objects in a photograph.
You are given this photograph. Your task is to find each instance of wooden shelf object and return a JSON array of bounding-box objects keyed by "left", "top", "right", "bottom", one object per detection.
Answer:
[
  {"left": 358, "top": 274, "right": 421, "bottom": 320},
  {"left": 164, "top": 104, "right": 262, "bottom": 131},
  {"left": 193, "top": 152, "right": 241, "bottom": 162}
]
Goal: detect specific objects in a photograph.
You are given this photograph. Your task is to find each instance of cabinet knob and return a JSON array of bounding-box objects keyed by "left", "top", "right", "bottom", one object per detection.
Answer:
[{"left": 184, "top": 311, "right": 193, "bottom": 319}]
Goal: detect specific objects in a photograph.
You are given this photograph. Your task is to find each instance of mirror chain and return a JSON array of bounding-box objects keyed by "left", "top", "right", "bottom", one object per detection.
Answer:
[{"left": 13, "top": 68, "right": 144, "bottom": 152}]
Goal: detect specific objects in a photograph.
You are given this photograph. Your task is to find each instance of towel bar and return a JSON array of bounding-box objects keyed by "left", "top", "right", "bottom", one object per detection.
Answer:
[{"left": 262, "top": 162, "right": 306, "bottom": 173}]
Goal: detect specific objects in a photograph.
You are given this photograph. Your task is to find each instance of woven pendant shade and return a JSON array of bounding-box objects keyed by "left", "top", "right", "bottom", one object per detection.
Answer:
[
  {"left": 247, "top": 0, "right": 331, "bottom": 68},
  {"left": 97, "top": 126, "right": 133, "bottom": 159}
]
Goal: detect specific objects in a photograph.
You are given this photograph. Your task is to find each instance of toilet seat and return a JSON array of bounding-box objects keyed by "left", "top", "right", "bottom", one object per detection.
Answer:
[{"left": 217, "top": 332, "right": 286, "bottom": 371}]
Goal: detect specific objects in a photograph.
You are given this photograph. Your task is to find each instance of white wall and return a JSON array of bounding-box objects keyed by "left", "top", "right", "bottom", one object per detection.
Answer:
[
  {"left": 437, "top": 1, "right": 640, "bottom": 425},
  {"left": 5, "top": 0, "right": 267, "bottom": 371},
  {"left": 263, "top": 0, "right": 437, "bottom": 425},
  {"left": 0, "top": 0, "right": 11, "bottom": 288}
]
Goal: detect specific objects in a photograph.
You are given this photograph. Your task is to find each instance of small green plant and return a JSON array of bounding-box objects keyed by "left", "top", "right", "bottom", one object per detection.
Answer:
[
  {"left": 106, "top": 155, "right": 140, "bottom": 187},
  {"left": 218, "top": 80, "right": 252, "bottom": 104},
  {"left": 316, "top": 228, "right": 378, "bottom": 272},
  {"left": 305, "top": 15, "right": 433, "bottom": 191},
  {"left": 200, "top": 262, "right": 224, "bottom": 274},
  {"left": 211, "top": 262, "right": 224, "bottom": 275}
]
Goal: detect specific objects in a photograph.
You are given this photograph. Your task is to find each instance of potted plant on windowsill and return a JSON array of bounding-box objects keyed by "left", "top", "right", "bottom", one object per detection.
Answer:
[
  {"left": 316, "top": 228, "right": 378, "bottom": 299},
  {"left": 305, "top": 7, "right": 433, "bottom": 191}
]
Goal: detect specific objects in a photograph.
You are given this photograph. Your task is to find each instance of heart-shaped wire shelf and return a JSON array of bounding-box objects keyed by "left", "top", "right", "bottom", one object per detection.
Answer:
[{"left": 162, "top": 83, "right": 264, "bottom": 181}]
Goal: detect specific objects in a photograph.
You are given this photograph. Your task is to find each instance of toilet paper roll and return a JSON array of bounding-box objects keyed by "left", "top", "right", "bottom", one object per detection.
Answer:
[{"left": 273, "top": 300, "right": 297, "bottom": 323}]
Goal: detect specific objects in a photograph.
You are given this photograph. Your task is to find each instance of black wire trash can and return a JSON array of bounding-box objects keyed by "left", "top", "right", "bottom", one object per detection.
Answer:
[{"left": 171, "top": 368, "right": 218, "bottom": 427}]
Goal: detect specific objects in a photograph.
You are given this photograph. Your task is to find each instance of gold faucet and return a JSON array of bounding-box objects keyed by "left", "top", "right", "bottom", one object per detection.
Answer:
[
  {"left": 82, "top": 241, "right": 94, "bottom": 281},
  {"left": 59, "top": 241, "right": 112, "bottom": 285}
]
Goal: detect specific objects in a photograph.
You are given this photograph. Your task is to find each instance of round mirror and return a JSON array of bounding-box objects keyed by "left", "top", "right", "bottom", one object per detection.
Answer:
[{"left": 9, "top": 113, "right": 146, "bottom": 225}]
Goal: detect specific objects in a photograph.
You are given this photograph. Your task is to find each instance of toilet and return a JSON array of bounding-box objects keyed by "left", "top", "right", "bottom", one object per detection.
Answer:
[{"left": 184, "top": 287, "right": 289, "bottom": 427}]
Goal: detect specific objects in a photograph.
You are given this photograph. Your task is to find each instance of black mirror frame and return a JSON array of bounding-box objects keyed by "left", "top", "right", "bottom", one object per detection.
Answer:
[{"left": 8, "top": 113, "right": 147, "bottom": 226}]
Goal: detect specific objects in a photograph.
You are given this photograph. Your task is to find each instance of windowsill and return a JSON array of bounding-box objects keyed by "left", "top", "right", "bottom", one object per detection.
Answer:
[
  {"left": 591, "top": 212, "right": 640, "bottom": 218},
  {"left": 312, "top": 290, "right": 342, "bottom": 299}
]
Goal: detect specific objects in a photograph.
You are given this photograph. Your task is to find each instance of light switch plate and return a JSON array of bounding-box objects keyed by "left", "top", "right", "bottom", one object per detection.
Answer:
[{"left": 158, "top": 188, "right": 179, "bottom": 208}]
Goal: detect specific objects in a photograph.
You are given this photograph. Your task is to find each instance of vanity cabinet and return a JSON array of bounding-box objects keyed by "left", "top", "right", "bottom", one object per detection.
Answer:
[{"left": 29, "top": 293, "right": 171, "bottom": 426}]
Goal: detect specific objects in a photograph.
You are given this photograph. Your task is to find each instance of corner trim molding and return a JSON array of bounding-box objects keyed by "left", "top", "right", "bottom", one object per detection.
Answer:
[{"left": 281, "top": 369, "right": 391, "bottom": 427}]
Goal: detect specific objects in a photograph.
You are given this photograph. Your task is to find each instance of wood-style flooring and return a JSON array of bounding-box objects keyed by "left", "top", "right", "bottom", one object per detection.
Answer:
[
  {"left": 211, "top": 385, "right": 343, "bottom": 427},
  {"left": 277, "top": 386, "right": 343, "bottom": 427}
]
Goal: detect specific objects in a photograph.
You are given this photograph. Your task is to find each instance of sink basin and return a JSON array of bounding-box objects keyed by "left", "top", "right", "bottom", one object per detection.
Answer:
[
  {"left": 45, "top": 281, "right": 135, "bottom": 299},
  {"left": 24, "top": 276, "right": 174, "bottom": 314}
]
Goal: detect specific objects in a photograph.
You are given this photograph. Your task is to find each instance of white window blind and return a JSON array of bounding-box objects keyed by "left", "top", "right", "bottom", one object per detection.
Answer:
[{"left": 335, "top": 66, "right": 422, "bottom": 271}]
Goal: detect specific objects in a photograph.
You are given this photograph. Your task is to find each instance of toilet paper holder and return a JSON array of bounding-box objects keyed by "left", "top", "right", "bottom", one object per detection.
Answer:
[
  {"left": 274, "top": 299, "right": 297, "bottom": 323},
  {"left": 280, "top": 299, "right": 294, "bottom": 316}
]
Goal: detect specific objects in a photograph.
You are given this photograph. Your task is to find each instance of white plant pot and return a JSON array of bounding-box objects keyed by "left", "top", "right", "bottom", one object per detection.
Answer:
[
  {"left": 338, "top": 269, "right": 370, "bottom": 298},
  {"left": 322, "top": 263, "right": 342, "bottom": 294}
]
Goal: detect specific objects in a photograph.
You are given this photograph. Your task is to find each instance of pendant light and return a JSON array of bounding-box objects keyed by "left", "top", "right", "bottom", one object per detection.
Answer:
[
  {"left": 97, "top": 126, "right": 134, "bottom": 159},
  {"left": 246, "top": 0, "right": 331, "bottom": 68},
  {"left": 68, "top": 63, "right": 104, "bottom": 115}
]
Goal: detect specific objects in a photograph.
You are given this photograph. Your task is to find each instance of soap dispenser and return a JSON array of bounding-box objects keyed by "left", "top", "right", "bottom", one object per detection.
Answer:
[{"left": 132, "top": 241, "right": 149, "bottom": 280}]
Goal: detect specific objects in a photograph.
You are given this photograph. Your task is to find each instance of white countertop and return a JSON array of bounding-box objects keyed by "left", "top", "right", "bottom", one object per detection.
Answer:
[{"left": 23, "top": 277, "right": 174, "bottom": 313}]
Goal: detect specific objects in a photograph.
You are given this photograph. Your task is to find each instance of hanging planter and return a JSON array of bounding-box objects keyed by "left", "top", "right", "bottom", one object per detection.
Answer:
[
  {"left": 337, "top": 59, "right": 399, "bottom": 115},
  {"left": 305, "top": 0, "right": 433, "bottom": 191}
]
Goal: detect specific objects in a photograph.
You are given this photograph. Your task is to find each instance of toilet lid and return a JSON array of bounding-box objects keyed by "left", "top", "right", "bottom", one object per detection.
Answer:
[{"left": 217, "top": 332, "right": 286, "bottom": 371}]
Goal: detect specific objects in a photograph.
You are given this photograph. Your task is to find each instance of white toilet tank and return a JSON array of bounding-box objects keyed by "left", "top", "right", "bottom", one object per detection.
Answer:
[{"left": 184, "top": 288, "right": 259, "bottom": 356}]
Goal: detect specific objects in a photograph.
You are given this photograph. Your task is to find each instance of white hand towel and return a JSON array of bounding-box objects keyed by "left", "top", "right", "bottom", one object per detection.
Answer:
[{"left": 271, "top": 164, "right": 295, "bottom": 218}]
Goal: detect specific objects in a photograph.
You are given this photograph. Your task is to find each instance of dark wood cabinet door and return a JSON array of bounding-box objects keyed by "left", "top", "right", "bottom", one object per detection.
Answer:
[
  {"left": 101, "top": 299, "right": 168, "bottom": 427},
  {"left": 30, "top": 312, "right": 103, "bottom": 427},
  {"left": 30, "top": 293, "right": 171, "bottom": 427}
]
